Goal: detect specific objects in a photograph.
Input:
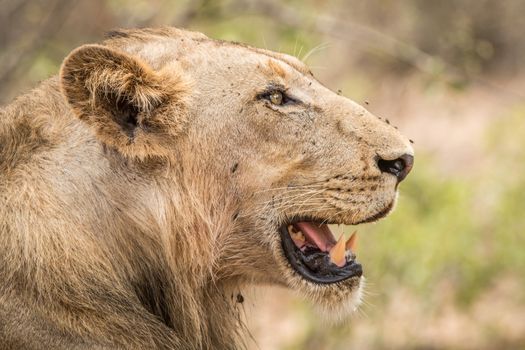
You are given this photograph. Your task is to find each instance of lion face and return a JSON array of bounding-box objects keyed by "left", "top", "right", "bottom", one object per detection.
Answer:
[
  {"left": 178, "top": 39, "right": 413, "bottom": 317},
  {"left": 60, "top": 28, "right": 413, "bottom": 320}
]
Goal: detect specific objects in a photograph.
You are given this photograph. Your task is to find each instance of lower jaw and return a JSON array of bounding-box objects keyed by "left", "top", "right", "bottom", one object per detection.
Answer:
[{"left": 279, "top": 224, "right": 363, "bottom": 284}]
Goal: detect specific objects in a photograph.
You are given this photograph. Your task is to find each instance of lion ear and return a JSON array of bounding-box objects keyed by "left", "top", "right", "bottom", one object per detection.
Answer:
[{"left": 60, "top": 44, "right": 188, "bottom": 159}]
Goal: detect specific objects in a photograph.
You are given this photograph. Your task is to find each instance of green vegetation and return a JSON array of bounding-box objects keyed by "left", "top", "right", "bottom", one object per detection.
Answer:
[
  {"left": 285, "top": 107, "right": 525, "bottom": 348},
  {"left": 2, "top": 1, "right": 524, "bottom": 348}
]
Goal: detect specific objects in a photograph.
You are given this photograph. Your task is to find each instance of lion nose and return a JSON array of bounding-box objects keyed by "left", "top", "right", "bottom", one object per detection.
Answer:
[{"left": 377, "top": 154, "right": 414, "bottom": 183}]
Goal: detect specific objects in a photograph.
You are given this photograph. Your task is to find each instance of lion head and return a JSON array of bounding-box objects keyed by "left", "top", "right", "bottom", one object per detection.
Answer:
[
  {"left": 0, "top": 27, "right": 415, "bottom": 347},
  {"left": 60, "top": 27, "right": 413, "bottom": 321}
]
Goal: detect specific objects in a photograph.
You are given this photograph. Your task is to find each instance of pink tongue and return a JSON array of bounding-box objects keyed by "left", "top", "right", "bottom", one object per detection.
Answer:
[{"left": 293, "top": 222, "right": 337, "bottom": 252}]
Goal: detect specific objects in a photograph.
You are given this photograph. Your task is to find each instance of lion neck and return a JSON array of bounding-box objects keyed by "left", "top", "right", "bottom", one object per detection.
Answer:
[
  {"left": 1, "top": 78, "right": 247, "bottom": 349},
  {"left": 98, "top": 150, "right": 247, "bottom": 348}
]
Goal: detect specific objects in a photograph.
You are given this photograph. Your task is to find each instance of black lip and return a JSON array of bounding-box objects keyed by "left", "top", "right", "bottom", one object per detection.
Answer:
[{"left": 279, "top": 224, "right": 363, "bottom": 284}]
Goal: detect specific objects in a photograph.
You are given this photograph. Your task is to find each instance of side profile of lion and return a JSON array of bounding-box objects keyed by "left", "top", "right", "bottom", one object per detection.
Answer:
[{"left": 0, "top": 27, "right": 414, "bottom": 349}]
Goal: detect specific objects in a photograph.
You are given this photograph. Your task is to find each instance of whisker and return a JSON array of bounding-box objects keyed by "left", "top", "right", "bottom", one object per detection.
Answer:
[
  {"left": 295, "top": 189, "right": 327, "bottom": 213},
  {"left": 274, "top": 203, "right": 335, "bottom": 218},
  {"left": 297, "top": 45, "right": 304, "bottom": 60},
  {"left": 321, "top": 206, "right": 354, "bottom": 225},
  {"left": 301, "top": 42, "right": 331, "bottom": 62},
  {"left": 256, "top": 188, "right": 326, "bottom": 209},
  {"left": 271, "top": 188, "right": 326, "bottom": 204},
  {"left": 238, "top": 194, "right": 323, "bottom": 218},
  {"left": 270, "top": 200, "right": 330, "bottom": 214},
  {"left": 241, "top": 194, "right": 331, "bottom": 218},
  {"left": 253, "top": 183, "right": 326, "bottom": 194}
]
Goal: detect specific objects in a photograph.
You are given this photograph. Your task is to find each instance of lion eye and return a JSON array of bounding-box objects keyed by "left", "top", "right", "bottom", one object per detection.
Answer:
[
  {"left": 269, "top": 91, "right": 284, "bottom": 105},
  {"left": 258, "top": 88, "right": 297, "bottom": 106}
]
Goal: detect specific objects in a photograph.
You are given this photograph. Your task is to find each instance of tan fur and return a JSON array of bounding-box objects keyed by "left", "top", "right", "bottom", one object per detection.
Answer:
[
  {"left": 267, "top": 59, "right": 287, "bottom": 78},
  {"left": 0, "top": 27, "right": 413, "bottom": 349}
]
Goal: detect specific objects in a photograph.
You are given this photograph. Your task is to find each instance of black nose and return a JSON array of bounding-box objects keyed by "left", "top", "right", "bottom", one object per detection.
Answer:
[{"left": 377, "top": 154, "right": 414, "bottom": 182}]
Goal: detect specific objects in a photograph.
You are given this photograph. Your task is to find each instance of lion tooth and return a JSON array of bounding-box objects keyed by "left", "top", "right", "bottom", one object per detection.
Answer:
[
  {"left": 329, "top": 234, "right": 346, "bottom": 267},
  {"left": 345, "top": 231, "right": 358, "bottom": 251},
  {"left": 294, "top": 231, "right": 305, "bottom": 243},
  {"left": 289, "top": 226, "right": 305, "bottom": 243}
]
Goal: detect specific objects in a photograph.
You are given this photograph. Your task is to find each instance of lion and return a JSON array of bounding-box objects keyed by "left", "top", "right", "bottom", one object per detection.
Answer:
[{"left": 0, "top": 27, "right": 413, "bottom": 349}]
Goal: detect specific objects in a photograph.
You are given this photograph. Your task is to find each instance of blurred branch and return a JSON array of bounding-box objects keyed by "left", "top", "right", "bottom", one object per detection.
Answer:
[
  {"left": 0, "top": 0, "right": 27, "bottom": 17},
  {"left": 0, "top": 0, "right": 29, "bottom": 48},
  {"left": 0, "top": 0, "right": 522, "bottom": 102},
  {"left": 173, "top": 0, "right": 208, "bottom": 27},
  {"left": 234, "top": 0, "right": 445, "bottom": 73},
  {"left": 0, "top": 0, "right": 78, "bottom": 96},
  {"left": 234, "top": 0, "right": 524, "bottom": 100}
]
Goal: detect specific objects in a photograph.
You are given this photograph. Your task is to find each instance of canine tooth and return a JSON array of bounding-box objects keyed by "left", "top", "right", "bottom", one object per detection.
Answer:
[
  {"left": 290, "top": 228, "right": 305, "bottom": 243},
  {"left": 346, "top": 231, "right": 358, "bottom": 251},
  {"left": 329, "top": 234, "right": 346, "bottom": 267}
]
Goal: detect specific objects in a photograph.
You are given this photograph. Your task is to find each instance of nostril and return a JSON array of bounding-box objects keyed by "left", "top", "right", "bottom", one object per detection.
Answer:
[
  {"left": 377, "top": 154, "right": 414, "bottom": 182},
  {"left": 377, "top": 158, "right": 405, "bottom": 176}
]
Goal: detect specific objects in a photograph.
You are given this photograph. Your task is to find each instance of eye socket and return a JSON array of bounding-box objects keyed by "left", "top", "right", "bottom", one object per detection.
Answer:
[
  {"left": 259, "top": 89, "right": 296, "bottom": 106},
  {"left": 269, "top": 91, "right": 283, "bottom": 105}
]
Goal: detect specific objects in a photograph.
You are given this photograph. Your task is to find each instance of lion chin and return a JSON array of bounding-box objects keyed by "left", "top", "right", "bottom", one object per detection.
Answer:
[
  {"left": 314, "top": 279, "right": 366, "bottom": 323},
  {"left": 0, "top": 26, "right": 413, "bottom": 349}
]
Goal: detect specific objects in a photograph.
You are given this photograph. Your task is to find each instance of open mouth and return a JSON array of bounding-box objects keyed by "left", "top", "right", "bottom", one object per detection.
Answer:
[{"left": 279, "top": 220, "right": 363, "bottom": 284}]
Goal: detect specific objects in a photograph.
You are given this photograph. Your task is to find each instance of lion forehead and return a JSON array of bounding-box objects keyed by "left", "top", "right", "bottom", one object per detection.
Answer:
[{"left": 104, "top": 27, "right": 312, "bottom": 79}]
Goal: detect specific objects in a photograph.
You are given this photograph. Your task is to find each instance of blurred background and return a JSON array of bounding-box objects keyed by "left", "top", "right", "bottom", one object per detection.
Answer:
[{"left": 1, "top": 0, "right": 524, "bottom": 349}]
